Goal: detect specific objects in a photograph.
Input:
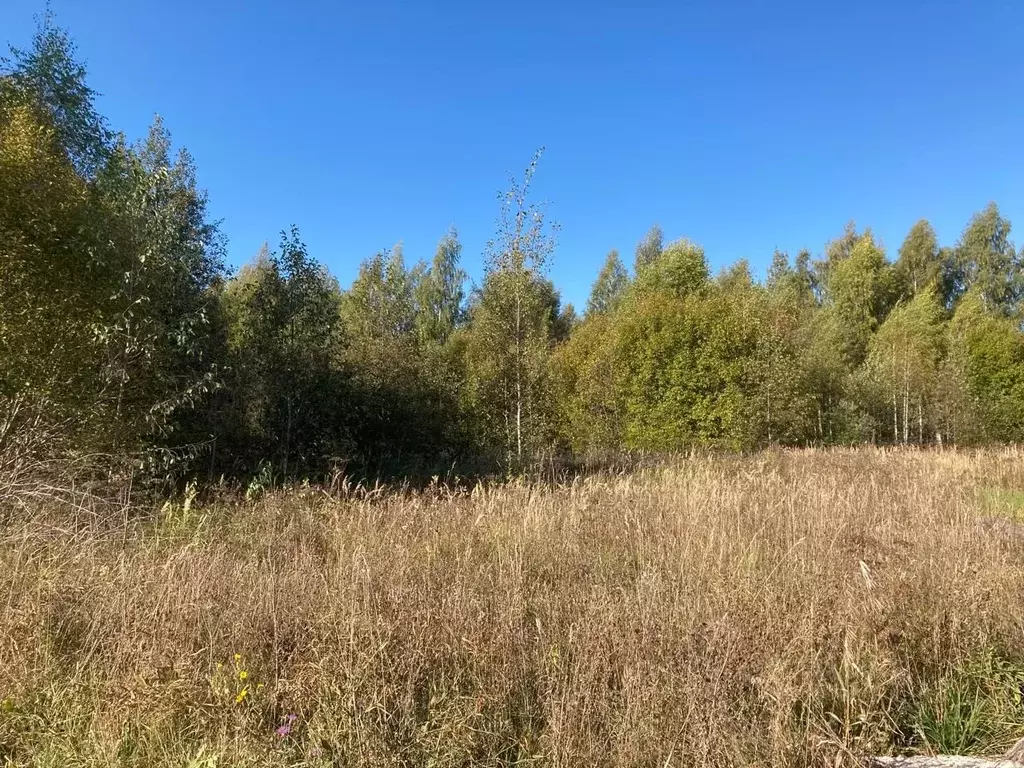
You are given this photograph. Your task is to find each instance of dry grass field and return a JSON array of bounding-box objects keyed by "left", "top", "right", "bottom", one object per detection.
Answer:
[{"left": 3, "top": 448, "right": 1024, "bottom": 767}]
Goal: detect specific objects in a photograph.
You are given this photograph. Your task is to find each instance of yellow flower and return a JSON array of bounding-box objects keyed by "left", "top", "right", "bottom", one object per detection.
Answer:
[
  {"left": 235, "top": 688, "right": 249, "bottom": 704},
  {"left": 233, "top": 653, "right": 241, "bottom": 664},
  {"left": 238, "top": 670, "right": 248, "bottom": 681}
]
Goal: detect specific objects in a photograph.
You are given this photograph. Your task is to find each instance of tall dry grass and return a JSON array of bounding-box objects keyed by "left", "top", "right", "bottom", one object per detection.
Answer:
[{"left": 3, "top": 448, "right": 1024, "bottom": 767}]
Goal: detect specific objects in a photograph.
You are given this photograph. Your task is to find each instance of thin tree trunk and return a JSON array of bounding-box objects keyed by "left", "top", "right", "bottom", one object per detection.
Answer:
[
  {"left": 113, "top": 312, "right": 133, "bottom": 457},
  {"left": 903, "top": 381, "right": 909, "bottom": 445},
  {"left": 827, "top": 392, "right": 833, "bottom": 441},
  {"left": 903, "top": 349, "right": 910, "bottom": 445},
  {"left": 515, "top": 287, "right": 522, "bottom": 466},
  {"left": 283, "top": 394, "right": 291, "bottom": 479},
  {"left": 893, "top": 391, "right": 899, "bottom": 444},
  {"left": 504, "top": 411, "right": 512, "bottom": 470},
  {"left": 284, "top": 307, "right": 295, "bottom": 479}
]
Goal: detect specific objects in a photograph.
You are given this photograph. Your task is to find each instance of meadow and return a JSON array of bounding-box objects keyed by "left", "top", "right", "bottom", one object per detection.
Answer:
[{"left": 3, "top": 448, "right": 1024, "bottom": 767}]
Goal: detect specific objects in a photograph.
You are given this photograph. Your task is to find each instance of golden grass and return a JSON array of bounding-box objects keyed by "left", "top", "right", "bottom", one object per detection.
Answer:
[{"left": 3, "top": 448, "right": 1024, "bottom": 767}]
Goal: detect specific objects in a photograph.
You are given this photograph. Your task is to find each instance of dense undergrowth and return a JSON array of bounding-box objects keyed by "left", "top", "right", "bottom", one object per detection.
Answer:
[{"left": 2, "top": 448, "right": 1024, "bottom": 767}]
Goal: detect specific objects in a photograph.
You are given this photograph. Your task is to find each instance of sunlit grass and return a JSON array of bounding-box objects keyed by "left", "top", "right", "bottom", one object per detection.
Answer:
[
  {"left": 3, "top": 448, "right": 1024, "bottom": 767},
  {"left": 977, "top": 486, "right": 1024, "bottom": 521}
]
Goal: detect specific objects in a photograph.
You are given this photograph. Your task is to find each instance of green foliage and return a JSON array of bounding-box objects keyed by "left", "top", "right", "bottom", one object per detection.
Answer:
[
  {"left": 0, "top": 85, "right": 94, "bottom": 428},
  {"left": 633, "top": 237, "right": 709, "bottom": 300},
  {"left": 614, "top": 288, "right": 754, "bottom": 450},
  {"left": 217, "top": 229, "right": 346, "bottom": 477},
  {"left": 950, "top": 203, "right": 1022, "bottom": 315},
  {"left": 716, "top": 258, "right": 754, "bottom": 291},
  {"left": 414, "top": 228, "right": 466, "bottom": 344},
  {"left": 89, "top": 119, "right": 225, "bottom": 455},
  {"left": 862, "top": 287, "right": 945, "bottom": 443},
  {"left": 633, "top": 223, "right": 663, "bottom": 274},
  {"left": 342, "top": 244, "right": 415, "bottom": 340},
  {"left": 551, "top": 312, "right": 623, "bottom": 455},
  {"left": 745, "top": 277, "right": 819, "bottom": 444},
  {"left": 798, "top": 307, "right": 858, "bottom": 443},
  {"left": 1, "top": 9, "right": 109, "bottom": 175},
  {"left": 977, "top": 486, "right": 1024, "bottom": 522},
  {"left": 907, "top": 651, "right": 1024, "bottom": 756},
  {"left": 825, "top": 233, "right": 898, "bottom": 365},
  {"left": 812, "top": 220, "right": 861, "bottom": 300},
  {"left": 465, "top": 268, "right": 556, "bottom": 468},
  {"left": 894, "top": 219, "right": 959, "bottom": 306},
  {"left": 1, "top": 28, "right": 223, "bottom": 478},
  {"left": 768, "top": 249, "right": 817, "bottom": 308},
  {"left": 946, "top": 289, "right": 1024, "bottom": 443},
  {"left": 340, "top": 235, "right": 472, "bottom": 477},
  {"left": 463, "top": 150, "right": 560, "bottom": 471},
  {"left": 4, "top": 14, "right": 1024, "bottom": 492},
  {"left": 585, "top": 249, "right": 629, "bottom": 317}
]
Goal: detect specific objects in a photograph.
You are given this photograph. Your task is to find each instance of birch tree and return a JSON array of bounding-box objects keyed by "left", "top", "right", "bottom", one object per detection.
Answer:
[
  {"left": 864, "top": 287, "right": 944, "bottom": 444},
  {"left": 585, "top": 250, "right": 629, "bottom": 317},
  {"left": 465, "top": 151, "right": 558, "bottom": 471}
]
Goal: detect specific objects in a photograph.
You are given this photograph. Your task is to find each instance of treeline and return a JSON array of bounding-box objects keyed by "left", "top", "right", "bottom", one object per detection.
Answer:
[
  {"left": 562, "top": 217, "right": 1024, "bottom": 455},
  {"left": 3, "top": 19, "right": 1024, "bottom": 490}
]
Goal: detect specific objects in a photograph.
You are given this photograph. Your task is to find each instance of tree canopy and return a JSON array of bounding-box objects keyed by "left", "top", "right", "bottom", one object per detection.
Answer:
[{"left": 4, "top": 17, "right": 1024, "bottom": 492}]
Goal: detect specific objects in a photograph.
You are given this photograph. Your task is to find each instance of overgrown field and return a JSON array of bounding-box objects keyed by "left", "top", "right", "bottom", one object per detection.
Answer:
[{"left": 3, "top": 449, "right": 1024, "bottom": 767}]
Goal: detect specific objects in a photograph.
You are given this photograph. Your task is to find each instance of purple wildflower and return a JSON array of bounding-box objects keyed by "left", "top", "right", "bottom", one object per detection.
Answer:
[{"left": 275, "top": 713, "right": 298, "bottom": 739}]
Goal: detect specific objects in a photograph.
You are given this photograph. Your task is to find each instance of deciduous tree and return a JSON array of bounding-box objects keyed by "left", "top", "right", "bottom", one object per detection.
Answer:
[
  {"left": 585, "top": 250, "right": 629, "bottom": 317},
  {"left": 464, "top": 151, "right": 558, "bottom": 470}
]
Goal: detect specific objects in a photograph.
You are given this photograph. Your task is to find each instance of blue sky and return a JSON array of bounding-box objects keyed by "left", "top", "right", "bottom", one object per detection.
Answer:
[{"left": 3, "top": 1, "right": 1023, "bottom": 308}]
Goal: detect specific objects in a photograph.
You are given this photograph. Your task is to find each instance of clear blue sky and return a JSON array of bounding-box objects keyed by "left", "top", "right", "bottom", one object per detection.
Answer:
[{"left": 3, "top": 1, "right": 1023, "bottom": 308}]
